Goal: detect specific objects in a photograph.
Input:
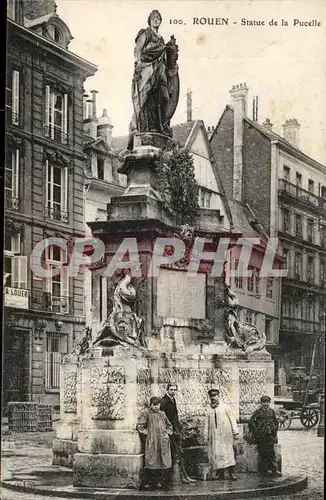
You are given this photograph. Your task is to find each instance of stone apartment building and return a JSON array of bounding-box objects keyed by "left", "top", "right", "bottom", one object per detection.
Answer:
[
  {"left": 210, "top": 83, "right": 326, "bottom": 386},
  {"left": 4, "top": 0, "right": 97, "bottom": 410}
]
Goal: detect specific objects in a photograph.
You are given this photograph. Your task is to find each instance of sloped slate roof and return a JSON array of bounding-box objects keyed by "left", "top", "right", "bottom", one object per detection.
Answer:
[
  {"left": 228, "top": 199, "right": 260, "bottom": 236},
  {"left": 172, "top": 121, "right": 196, "bottom": 146}
]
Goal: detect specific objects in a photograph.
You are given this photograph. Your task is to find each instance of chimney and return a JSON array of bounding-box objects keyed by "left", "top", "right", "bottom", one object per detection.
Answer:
[
  {"left": 186, "top": 89, "right": 192, "bottom": 122},
  {"left": 83, "top": 94, "right": 89, "bottom": 120},
  {"left": 90, "top": 90, "right": 98, "bottom": 119},
  {"left": 207, "top": 125, "right": 214, "bottom": 140},
  {"left": 263, "top": 118, "right": 273, "bottom": 130},
  {"left": 97, "top": 108, "right": 113, "bottom": 146},
  {"left": 229, "top": 82, "right": 249, "bottom": 201},
  {"left": 282, "top": 118, "right": 300, "bottom": 147},
  {"left": 84, "top": 99, "right": 97, "bottom": 138},
  {"left": 252, "top": 96, "right": 258, "bottom": 121}
]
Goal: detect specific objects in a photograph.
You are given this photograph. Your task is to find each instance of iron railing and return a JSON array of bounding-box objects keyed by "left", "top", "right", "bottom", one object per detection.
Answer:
[
  {"left": 281, "top": 317, "right": 322, "bottom": 334},
  {"left": 4, "top": 194, "right": 20, "bottom": 211},
  {"left": 279, "top": 178, "right": 326, "bottom": 215},
  {"left": 45, "top": 205, "right": 69, "bottom": 223},
  {"left": 44, "top": 125, "right": 68, "bottom": 144}
]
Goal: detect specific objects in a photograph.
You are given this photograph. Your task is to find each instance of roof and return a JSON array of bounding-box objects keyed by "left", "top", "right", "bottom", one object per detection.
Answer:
[
  {"left": 8, "top": 19, "right": 97, "bottom": 76},
  {"left": 228, "top": 199, "right": 260, "bottom": 236},
  {"left": 24, "top": 13, "right": 56, "bottom": 27},
  {"left": 214, "top": 105, "right": 325, "bottom": 173},
  {"left": 111, "top": 135, "right": 128, "bottom": 151},
  {"left": 172, "top": 121, "right": 196, "bottom": 146}
]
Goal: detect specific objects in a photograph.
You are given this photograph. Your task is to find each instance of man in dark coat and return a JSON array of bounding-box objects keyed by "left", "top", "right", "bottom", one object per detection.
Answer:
[
  {"left": 249, "top": 395, "right": 282, "bottom": 478},
  {"left": 160, "top": 384, "right": 196, "bottom": 484}
]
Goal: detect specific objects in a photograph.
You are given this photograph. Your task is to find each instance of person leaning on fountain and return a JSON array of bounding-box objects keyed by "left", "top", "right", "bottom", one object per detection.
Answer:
[
  {"left": 160, "top": 384, "right": 197, "bottom": 484},
  {"left": 204, "top": 388, "right": 239, "bottom": 481},
  {"left": 137, "top": 396, "right": 173, "bottom": 490},
  {"left": 248, "top": 395, "right": 282, "bottom": 479}
]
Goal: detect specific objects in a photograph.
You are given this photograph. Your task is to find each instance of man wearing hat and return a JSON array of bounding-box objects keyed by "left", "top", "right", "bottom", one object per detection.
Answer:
[
  {"left": 248, "top": 395, "right": 281, "bottom": 478},
  {"left": 204, "top": 388, "right": 239, "bottom": 480}
]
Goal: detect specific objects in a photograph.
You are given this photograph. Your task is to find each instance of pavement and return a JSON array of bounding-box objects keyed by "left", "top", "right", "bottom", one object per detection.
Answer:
[{"left": 1, "top": 420, "right": 323, "bottom": 500}]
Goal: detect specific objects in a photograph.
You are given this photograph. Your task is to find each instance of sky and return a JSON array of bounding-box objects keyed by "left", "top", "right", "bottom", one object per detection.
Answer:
[{"left": 56, "top": 0, "right": 326, "bottom": 163}]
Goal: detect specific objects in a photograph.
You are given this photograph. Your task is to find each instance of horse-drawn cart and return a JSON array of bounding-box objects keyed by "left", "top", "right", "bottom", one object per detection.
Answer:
[{"left": 275, "top": 393, "right": 320, "bottom": 430}]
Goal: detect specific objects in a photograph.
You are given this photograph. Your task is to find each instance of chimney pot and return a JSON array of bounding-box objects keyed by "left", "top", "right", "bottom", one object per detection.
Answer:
[
  {"left": 263, "top": 118, "right": 273, "bottom": 130},
  {"left": 282, "top": 118, "right": 300, "bottom": 147}
]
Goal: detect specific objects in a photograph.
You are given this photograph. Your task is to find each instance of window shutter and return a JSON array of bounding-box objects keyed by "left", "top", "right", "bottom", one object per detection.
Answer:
[
  {"left": 45, "top": 85, "right": 50, "bottom": 136},
  {"left": 13, "top": 148, "right": 19, "bottom": 198},
  {"left": 12, "top": 256, "right": 27, "bottom": 288},
  {"left": 12, "top": 233, "right": 21, "bottom": 254},
  {"left": 62, "top": 93, "right": 68, "bottom": 143},
  {"left": 51, "top": 92, "right": 55, "bottom": 139},
  {"left": 61, "top": 167, "right": 68, "bottom": 216},
  {"left": 12, "top": 70, "right": 19, "bottom": 125},
  {"left": 61, "top": 270, "right": 69, "bottom": 313}
]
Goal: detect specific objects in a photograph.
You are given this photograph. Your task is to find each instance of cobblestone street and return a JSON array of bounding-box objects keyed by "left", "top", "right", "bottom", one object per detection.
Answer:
[{"left": 1, "top": 421, "right": 323, "bottom": 500}]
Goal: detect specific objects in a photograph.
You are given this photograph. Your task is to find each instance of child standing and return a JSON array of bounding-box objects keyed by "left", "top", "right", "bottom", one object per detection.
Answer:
[
  {"left": 137, "top": 396, "right": 173, "bottom": 490},
  {"left": 248, "top": 395, "right": 282, "bottom": 479}
]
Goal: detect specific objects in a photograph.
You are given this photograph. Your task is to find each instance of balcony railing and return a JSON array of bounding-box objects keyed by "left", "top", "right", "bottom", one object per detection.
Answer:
[
  {"left": 4, "top": 286, "right": 73, "bottom": 314},
  {"left": 279, "top": 178, "right": 326, "bottom": 214},
  {"left": 44, "top": 125, "right": 68, "bottom": 144},
  {"left": 45, "top": 205, "right": 68, "bottom": 223},
  {"left": 30, "top": 290, "right": 72, "bottom": 314},
  {"left": 5, "top": 194, "right": 20, "bottom": 211},
  {"left": 281, "top": 317, "right": 321, "bottom": 334}
]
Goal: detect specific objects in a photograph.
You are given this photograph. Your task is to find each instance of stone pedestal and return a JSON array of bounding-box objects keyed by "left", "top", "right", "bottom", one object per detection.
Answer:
[{"left": 54, "top": 347, "right": 275, "bottom": 487}]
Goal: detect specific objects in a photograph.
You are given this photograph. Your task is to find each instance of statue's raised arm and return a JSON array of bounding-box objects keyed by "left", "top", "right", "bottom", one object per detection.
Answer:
[{"left": 128, "top": 10, "right": 180, "bottom": 150}]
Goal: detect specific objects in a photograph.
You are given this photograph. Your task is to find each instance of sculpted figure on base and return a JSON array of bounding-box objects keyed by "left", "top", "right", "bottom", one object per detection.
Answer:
[
  {"left": 128, "top": 10, "right": 179, "bottom": 149},
  {"left": 93, "top": 273, "right": 147, "bottom": 349},
  {"left": 224, "top": 286, "right": 266, "bottom": 354}
]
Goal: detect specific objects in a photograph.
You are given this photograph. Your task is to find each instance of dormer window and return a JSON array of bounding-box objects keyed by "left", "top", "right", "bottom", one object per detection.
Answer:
[{"left": 47, "top": 24, "right": 63, "bottom": 44}]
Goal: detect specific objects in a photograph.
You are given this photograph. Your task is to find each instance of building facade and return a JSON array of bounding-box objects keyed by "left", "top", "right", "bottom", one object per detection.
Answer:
[
  {"left": 210, "top": 83, "right": 326, "bottom": 387},
  {"left": 4, "top": 0, "right": 97, "bottom": 411}
]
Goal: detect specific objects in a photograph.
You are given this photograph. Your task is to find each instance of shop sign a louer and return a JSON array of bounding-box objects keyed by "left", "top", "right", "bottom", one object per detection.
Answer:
[{"left": 4, "top": 287, "right": 29, "bottom": 309}]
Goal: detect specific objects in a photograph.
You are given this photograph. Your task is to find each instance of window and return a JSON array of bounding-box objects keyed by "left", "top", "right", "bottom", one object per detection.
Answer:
[
  {"left": 283, "top": 166, "right": 290, "bottom": 181},
  {"left": 282, "top": 298, "right": 291, "bottom": 317},
  {"left": 4, "top": 232, "right": 27, "bottom": 289},
  {"left": 307, "top": 220, "right": 314, "bottom": 243},
  {"left": 5, "top": 148, "right": 19, "bottom": 210},
  {"left": 265, "top": 318, "right": 272, "bottom": 340},
  {"left": 44, "top": 245, "right": 69, "bottom": 313},
  {"left": 283, "top": 247, "right": 290, "bottom": 270},
  {"left": 45, "top": 161, "right": 68, "bottom": 222},
  {"left": 266, "top": 278, "right": 274, "bottom": 299},
  {"left": 306, "top": 302, "right": 314, "bottom": 321},
  {"left": 45, "top": 85, "right": 68, "bottom": 143},
  {"left": 199, "top": 187, "right": 212, "bottom": 208},
  {"left": 295, "top": 214, "right": 302, "bottom": 237},
  {"left": 308, "top": 179, "right": 315, "bottom": 194},
  {"left": 294, "top": 299, "right": 302, "bottom": 319},
  {"left": 307, "top": 256, "right": 314, "bottom": 283},
  {"left": 234, "top": 259, "right": 243, "bottom": 289},
  {"left": 282, "top": 208, "right": 291, "bottom": 233},
  {"left": 295, "top": 172, "right": 302, "bottom": 187},
  {"left": 321, "top": 186, "right": 326, "bottom": 199},
  {"left": 97, "top": 157, "right": 105, "bottom": 180},
  {"left": 6, "top": 69, "right": 20, "bottom": 125},
  {"left": 294, "top": 253, "right": 302, "bottom": 280},
  {"left": 245, "top": 310, "right": 254, "bottom": 324},
  {"left": 45, "top": 332, "right": 68, "bottom": 389},
  {"left": 321, "top": 225, "right": 326, "bottom": 248},
  {"left": 320, "top": 260, "right": 325, "bottom": 286},
  {"left": 247, "top": 266, "right": 260, "bottom": 295}
]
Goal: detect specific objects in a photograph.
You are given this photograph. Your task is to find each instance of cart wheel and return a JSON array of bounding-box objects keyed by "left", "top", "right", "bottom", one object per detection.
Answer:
[
  {"left": 276, "top": 409, "right": 292, "bottom": 430},
  {"left": 300, "top": 408, "right": 319, "bottom": 428}
]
